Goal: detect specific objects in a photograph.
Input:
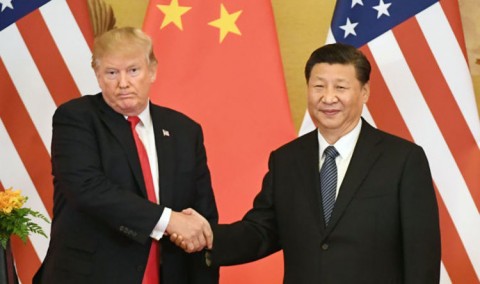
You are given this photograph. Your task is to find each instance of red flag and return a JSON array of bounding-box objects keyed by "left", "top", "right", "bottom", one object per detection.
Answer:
[
  {"left": 300, "top": 0, "right": 480, "bottom": 282},
  {"left": 143, "top": 0, "right": 296, "bottom": 282},
  {"left": 0, "top": 0, "right": 97, "bottom": 282}
]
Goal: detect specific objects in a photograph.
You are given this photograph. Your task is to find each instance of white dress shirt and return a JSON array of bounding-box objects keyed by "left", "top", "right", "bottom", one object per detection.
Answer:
[
  {"left": 318, "top": 119, "right": 362, "bottom": 198},
  {"left": 130, "top": 104, "right": 171, "bottom": 240}
]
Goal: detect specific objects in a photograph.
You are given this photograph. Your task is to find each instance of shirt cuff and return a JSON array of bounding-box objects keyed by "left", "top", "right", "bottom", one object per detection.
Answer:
[{"left": 150, "top": 207, "right": 171, "bottom": 240}]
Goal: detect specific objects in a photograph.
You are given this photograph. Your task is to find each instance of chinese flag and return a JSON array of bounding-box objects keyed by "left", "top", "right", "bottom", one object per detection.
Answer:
[{"left": 143, "top": 0, "right": 296, "bottom": 282}]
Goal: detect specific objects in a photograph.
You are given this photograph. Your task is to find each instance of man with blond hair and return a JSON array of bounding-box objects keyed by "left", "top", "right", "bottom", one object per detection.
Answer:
[{"left": 34, "top": 27, "right": 218, "bottom": 284}]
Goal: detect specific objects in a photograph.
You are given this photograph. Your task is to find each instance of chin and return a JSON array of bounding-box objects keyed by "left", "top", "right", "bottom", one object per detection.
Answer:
[{"left": 115, "top": 104, "right": 137, "bottom": 115}]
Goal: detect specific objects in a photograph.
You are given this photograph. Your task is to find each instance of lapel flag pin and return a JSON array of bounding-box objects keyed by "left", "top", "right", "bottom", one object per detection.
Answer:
[{"left": 162, "top": 129, "right": 170, "bottom": 137}]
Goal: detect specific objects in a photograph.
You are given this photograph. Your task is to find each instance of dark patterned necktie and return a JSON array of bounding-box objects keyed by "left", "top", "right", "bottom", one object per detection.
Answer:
[{"left": 320, "top": 146, "right": 339, "bottom": 226}]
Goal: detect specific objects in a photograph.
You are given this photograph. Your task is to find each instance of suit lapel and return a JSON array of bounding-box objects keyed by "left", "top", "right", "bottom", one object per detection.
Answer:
[
  {"left": 295, "top": 130, "right": 327, "bottom": 233},
  {"left": 95, "top": 95, "right": 148, "bottom": 198},
  {"left": 151, "top": 106, "right": 175, "bottom": 207},
  {"left": 323, "top": 120, "right": 383, "bottom": 236}
]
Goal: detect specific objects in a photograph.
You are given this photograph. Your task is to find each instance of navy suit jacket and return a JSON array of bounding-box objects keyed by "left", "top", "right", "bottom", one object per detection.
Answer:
[
  {"left": 34, "top": 93, "right": 218, "bottom": 284},
  {"left": 211, "top": 119, "right": 440, "bottom": 284}
]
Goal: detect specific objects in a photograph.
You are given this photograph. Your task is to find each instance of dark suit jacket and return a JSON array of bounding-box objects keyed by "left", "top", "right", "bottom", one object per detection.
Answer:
[
  {"left": 34, "top": 93, "right": 218, "bottom": 284},
  {"left": 211, "top": 119, "right": 440, "bottom": 284}
]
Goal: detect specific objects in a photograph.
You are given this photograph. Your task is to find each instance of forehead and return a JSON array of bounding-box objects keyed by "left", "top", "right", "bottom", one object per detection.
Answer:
[
  {"left": 310, "top": 63, "right": 357, "bottom": 79},
  {"left": 98, "top": 51, "right": 148, "bottom": 68}
]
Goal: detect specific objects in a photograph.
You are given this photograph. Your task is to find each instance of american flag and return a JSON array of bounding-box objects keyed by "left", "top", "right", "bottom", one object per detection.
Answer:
[
  {"left": 300, "top": 0, "right": 480, "bottom": 283},
  {"left": 0, "top": 0, "right": 97, "bottom": 281}
]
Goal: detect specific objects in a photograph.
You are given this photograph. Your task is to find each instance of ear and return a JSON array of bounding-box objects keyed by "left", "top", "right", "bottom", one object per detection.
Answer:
[
  {"left": 149, "top": 64, "right": 157, "bottom": 83},
  {"left": 361, "top": 81, "right": 370, "bottom": 104}
]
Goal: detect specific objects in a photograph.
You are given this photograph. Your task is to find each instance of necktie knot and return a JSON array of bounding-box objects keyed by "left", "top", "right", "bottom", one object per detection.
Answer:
[
  {"left": 324, "top": 146, "right": 339, "bottom": 159},
  {"left": 127, "top": 116, "right": 140, "bottom": 127}
]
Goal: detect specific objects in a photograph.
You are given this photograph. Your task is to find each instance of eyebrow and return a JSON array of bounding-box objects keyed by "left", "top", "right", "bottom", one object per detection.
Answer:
[{"left": 313, "top": 76, "right": 349, "bottom": 83}]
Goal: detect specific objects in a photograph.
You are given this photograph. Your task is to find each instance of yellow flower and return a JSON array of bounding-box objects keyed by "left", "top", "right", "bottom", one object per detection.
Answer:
[
  {"left": 0, "top": 188, "right": 26, "bottom": 214},
  {"left": 0, "top": 187, "right": 49, "bottom": 249}
]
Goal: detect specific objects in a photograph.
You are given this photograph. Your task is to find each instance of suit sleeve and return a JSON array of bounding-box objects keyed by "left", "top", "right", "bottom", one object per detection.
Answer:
[
  {"left": 186, "top": 124, "right": 220, "bottom": 283},
  {"left": 210, "top": 152, "right": 281, "bottom": 266},
  {"left": 51, "top": 103, "right": 163, "bottom": 244},
  {"left": 400, "top": 146, "right": 441, "bottom": 283}
]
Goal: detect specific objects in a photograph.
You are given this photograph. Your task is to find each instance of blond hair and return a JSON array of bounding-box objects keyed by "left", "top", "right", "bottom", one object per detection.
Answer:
[{"left": 91, "top": 27, "right": 157, "bottom": 69}]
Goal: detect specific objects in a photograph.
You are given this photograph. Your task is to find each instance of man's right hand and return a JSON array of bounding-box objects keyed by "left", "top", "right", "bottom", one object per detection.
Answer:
[{"left": 166, "top": 208, "right": 213, "bottom": 253}]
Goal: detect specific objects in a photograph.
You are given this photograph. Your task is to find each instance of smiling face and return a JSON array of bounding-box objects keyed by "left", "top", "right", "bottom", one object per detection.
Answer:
[
  {"left": 307, "top": 63, "right": 369, "bottom": 143},
  {"left": 95, "top": 49, "right": 156, "bottom": 116}
]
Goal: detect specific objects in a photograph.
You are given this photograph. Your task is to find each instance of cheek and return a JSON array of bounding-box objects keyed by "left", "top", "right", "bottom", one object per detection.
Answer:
[
  {"left": 307, "top": 95, "right": 316, "bottom": 111},
  {"left": 101, "top": 80, "right": 116, "bottom": 91},
  {"left": 307, "top": 90, "right": 319, "bottom": 104}
]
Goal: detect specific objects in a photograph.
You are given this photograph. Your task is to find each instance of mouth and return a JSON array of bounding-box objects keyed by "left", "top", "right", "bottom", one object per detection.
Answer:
[
  {"left": 118, "top": 92, "right": 134, "bottom": 98},
  {"left": 321, "top": 109, "right": 340, "bottom": 116}
]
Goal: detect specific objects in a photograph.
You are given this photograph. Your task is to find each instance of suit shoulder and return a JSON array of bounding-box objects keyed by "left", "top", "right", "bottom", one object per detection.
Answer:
[
  {"left": 150, "top": 104, "right": 201, "bottom": 129},
  {"left": 56, "top": 93, "right": 101, "bottom": 112},
  {"left": 367, "top": 126, "right": 426, "bottom": 158},
  {"left": 374, "top": 127, "right": 420, "bottom": 149},
  {"left": 273, "top": 129, "right": 317, "bottom": 155}
]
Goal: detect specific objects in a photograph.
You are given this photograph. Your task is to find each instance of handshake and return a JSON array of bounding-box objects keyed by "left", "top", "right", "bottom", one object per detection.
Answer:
[{"left": 166, "top": 208, "right": 213, "bottom": 253}]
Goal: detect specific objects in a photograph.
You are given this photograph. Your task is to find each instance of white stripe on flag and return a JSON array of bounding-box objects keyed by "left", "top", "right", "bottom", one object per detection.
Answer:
[
  {"left": 326, "top": 29, "right": 335, "bottom": 44},
  {"left": 40, "top": 0, "right": 99, "bottom": 96},
  {"left": 368, "top": 31, "right": 480, "bottom": 279},
  {"left": 299, "top": 111, "right": 315, "bottom": 136},
  {"left": 361, "top": 106, "right": 375, "bottom": 127},
  {"left": 0, "top": 120, "right": 51, "bottom": 261},
  {"left": 417, "top": 3, "right": 480, "bottom": 146},
  {"left": 0, "top": 24, "right": 56, "bottom": 154},
  {"left": 440, "top": 262, "right": 452, "bottom": 284}
]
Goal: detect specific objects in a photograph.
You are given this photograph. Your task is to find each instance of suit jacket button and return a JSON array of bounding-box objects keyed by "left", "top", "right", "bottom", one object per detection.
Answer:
[
  {"left": 321, "top": 243, "right": 329, "bottom": 250},
  {"left": 136, "top": 265, "right": 144, "bottom": 272},
  {"left": 205, "top": 251, "right": 212, "bottom": 267}
]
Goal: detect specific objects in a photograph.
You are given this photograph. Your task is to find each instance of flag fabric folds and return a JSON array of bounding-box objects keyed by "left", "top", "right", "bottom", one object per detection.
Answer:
[
  {"left": 0, "top": 0, "right": 97, "bottom": 282},
  {"left": 143, "top": 0, "right": 296, "bottom": 282},
  {"left": 300, "top": 0, "right": 480, "bottom": 283}
]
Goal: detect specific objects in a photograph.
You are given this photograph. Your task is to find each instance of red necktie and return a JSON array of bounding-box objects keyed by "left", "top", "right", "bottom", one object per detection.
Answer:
[{"left": 128, "top": 116, "right": 160, "bottom": 284}]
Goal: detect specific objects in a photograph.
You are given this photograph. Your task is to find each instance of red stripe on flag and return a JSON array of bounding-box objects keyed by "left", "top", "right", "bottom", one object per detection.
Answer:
[
  {"left": 438, "top": 0, "right": 467, "bottom": 59},
  {"left": 435, "top": 183, "right": 480, "bottom": 283},
  {"left": 0, "top": 59, "right": 53, "bottom": 218},
  {"left": 66, "top": 0, "right": 94, "bottom": 50},
  {"left": 10, "top": 236, "right": 42, "bottom": 284},
  {"left": 15, "top": 10, "right": 81, "bottom": 106},
  {"left": 393, "top": 17, "right": 480, "bottom": 211},
  {"left": 360, "top": 46, "right": 412, "bottom": 140}
]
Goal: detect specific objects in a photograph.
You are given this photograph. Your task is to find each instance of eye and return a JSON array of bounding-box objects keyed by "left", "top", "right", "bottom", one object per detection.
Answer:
[
  {"left": 105, "top": 69, "right": 118, "bottom": 79},
  {"left": 129, "top": 67, "right": 140, "bottom": 76},
  {"left": 336, "top": 86, "right": 347, "bottom": 90}
]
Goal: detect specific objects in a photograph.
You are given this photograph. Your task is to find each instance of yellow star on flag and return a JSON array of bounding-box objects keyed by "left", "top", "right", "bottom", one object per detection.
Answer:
[
  {"left": 208, "top": 4, "right": 242, "bottom": 43},
  {"left": 157, "top": 0, "right": 192, "bottom": 30}
]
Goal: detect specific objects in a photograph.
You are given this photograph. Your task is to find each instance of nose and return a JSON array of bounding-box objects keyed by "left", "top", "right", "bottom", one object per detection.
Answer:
[
  {"left": 118, "top": 72, "right": 129, "bottom": 89},
  {"left": 321, "top": 87, "right": 337, "bottom": 104}
]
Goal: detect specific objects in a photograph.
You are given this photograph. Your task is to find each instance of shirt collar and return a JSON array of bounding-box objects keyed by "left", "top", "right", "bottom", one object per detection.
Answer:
[
  {"left": 318, "top": 119, "right": 362, "bottom": 159},
  {"left": 137, "top": 103, "right": 152, "bottom": 128},
  {"left": 124, "top": 103, "right": 152, "bottom": 128}
]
